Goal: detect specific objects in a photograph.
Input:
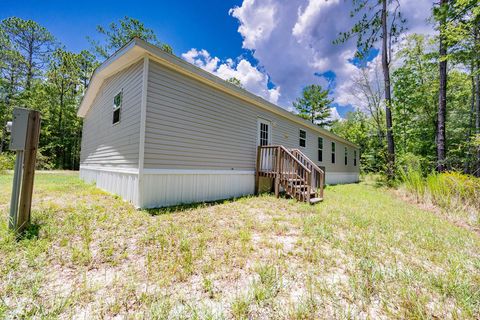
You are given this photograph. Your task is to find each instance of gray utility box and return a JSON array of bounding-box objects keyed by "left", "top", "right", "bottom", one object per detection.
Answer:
[{"left": 9, "top": 108, "right": 30, "bottom": 151}]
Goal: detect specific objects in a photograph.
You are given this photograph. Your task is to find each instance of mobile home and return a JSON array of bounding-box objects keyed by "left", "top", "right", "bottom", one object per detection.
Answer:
[{"left": 77, "top": 38, "right": 359, "bottom": 208}]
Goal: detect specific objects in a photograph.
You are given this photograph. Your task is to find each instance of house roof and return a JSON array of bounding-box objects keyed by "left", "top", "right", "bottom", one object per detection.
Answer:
[{"left": 78, "top": 38, "right": 359, "bottom": 149}]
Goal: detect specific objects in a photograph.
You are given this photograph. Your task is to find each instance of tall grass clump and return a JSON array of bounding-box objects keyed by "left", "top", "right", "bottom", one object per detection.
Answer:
[
  {"left": 398, "top": 153, "right": 427, "bottom": 201},
  {"left": 398, "top": 154, "right": 480, "bottom": 226},
  {"left": 426, "top": 172, "right": 480, "bottom": 212}
]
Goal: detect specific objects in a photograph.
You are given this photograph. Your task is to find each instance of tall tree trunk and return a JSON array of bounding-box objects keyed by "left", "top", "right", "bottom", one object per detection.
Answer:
[
  {"left": 58, "top": 89, "right": 64, "bottom": 168},
  {"left": 465, "top": 61, "right": 475, "bottom": 174},
  {"left": 436, "top": 0, "right": 448, "bottom": 172},
  {"left": 476, "top": 62, "right": 480, "bottom": 177},
  {"left": 0, "top": 124, "right": 7, "bottom": 153},
  {"left": 381, "top": 0, "right": 395, "bottom": 179},
  {"left": 474, "top": 26, "right": 480, "bottom": 177},
  {"left": 26, "top": 40, "right": 34, "bottom": 91}
]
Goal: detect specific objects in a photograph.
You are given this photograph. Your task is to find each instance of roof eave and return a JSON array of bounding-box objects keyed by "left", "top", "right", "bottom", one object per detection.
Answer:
[{"left": 77, "top": 39, "right": 144, "bottom": 117}]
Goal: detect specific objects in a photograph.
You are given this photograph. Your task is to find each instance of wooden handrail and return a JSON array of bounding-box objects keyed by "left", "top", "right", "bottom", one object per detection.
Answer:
[
  {"left": 290, "top": 148, "right": 324, "bottom": 175},
  {"left": 290, "top": 148, "right": 325, "bottom": 200},
  {"left": 256, "top": 145, "right": 323, "bottom": 203},
  {"left": 261, "top": 145, "right": 311, "bottom": 173}
]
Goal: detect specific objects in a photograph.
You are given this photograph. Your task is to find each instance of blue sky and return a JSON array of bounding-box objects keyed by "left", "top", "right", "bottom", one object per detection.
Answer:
[
  {"left": 1, "top": 0, "right": 244, "bottom": 58},
  {"left": 2, "top": 0, "right": 432, "bottom": 118}
]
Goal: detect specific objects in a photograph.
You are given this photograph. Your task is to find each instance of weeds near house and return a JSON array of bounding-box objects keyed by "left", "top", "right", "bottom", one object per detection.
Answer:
[
  {"left": 399, "top": 167, "right": 480, "bottom": 229},
  {"left": 0, "top": 172, "right": 479, "bottom": 318},
  {"left": 231, "top": 292, "right": 251, "bottom": 319},
  {"left": 251, "top": 263, "right": 282, "bottom": 304}
]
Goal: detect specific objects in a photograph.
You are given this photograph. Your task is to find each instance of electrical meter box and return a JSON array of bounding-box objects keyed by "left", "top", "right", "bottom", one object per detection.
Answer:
[{"left": 9, "top": 108, "right": 30, "bottom": 151}]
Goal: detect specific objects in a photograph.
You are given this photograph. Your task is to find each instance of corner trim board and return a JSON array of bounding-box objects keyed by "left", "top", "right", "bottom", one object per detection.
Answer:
[{"left": 137, "top": 56, "right": 149, "bottom": 205}]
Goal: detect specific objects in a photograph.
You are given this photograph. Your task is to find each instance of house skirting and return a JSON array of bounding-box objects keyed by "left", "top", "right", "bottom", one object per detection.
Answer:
[
  {"left": 325, "top": 172, "right": 359, "bottom": 184},
  {"left": 140, "top": 169, "right": 255, "bottom": 208},
  {"left": 80, "top": 166, "right": 255, "bottom": 208},
  {"left": 80, "top": 166, "right": 359, "bottom": 208},
  {"left": 79, "top": 166, "right": 139, "bottom": 206}
]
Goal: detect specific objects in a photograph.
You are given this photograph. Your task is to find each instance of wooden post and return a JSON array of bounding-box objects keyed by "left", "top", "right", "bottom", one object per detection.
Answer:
[
  {"left": 306, "top": 172, "right": 311, "bottom": 203},
  {"left": 274, "top": 146, "right": 281, "bottom": 198},
  {"left": 320, "top": 171, "right": 324, "bottom": 199},
  {"left": 16, "top": 110, "right": 41, "bottom": 233},
  {"left": 255, "top": 146, "right": 261, "bottom": 195}
]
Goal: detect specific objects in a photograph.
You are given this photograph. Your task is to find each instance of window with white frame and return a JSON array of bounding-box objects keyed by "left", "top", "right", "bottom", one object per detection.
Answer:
[
  {"left": 299, "top": 130, "right": 306, "bottom": 147},
  {"left": 331, "top": 142, "right": 336, "bottom": 163},
  {"left": 318, "top": 137, "right": 323, "bottom": 162},
  {"left": 113, "top": 91, "right": 123, "bottom": 124},
  {"left": 344, "top": 147, "right": 348, "bottom": 165},
  {"left": 259, "top": 122, "right": 270, "bottom": 146}
]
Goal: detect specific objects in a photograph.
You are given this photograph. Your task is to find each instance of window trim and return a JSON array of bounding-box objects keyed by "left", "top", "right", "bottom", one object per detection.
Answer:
[
  {"left": 299, "top": 129, "right": 306, "bottom": 148},
  {"left": 112, "top": 90, "right": 123, "bottom": 125},
  {"left": 257, "top": 118, "right": 272, "bottom": 146},
  {"left": 331, "top": 142, "right": 336, "bottom": 164},
  {"left": 317, "top": 137, "right": 323, "bottom": 162}
]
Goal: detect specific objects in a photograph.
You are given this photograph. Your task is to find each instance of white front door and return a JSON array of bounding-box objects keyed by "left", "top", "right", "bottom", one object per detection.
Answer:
[{"left": 257, "top": 119, "right": 272, "bottom": 171}]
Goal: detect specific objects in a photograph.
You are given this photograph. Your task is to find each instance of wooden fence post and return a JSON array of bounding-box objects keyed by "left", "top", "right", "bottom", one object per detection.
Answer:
[
  {"left": 274, "top": 146, "right": 281, "bottom": 198},
  {"left": 255, "top": 146, "right": 261, "bottom": 195},
  {"left": 16, "top": 110, "right": 41, "bottom": 233}
]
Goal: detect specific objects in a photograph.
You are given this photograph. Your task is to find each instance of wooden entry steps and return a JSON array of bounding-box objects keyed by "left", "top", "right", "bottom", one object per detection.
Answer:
[{"left": 255, "top": 145, "right": 325, "bottom": 204}]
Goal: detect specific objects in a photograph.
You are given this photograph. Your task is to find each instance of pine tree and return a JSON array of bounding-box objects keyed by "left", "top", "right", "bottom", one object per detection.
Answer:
[{"left": 293, "top": 84, "right": 334, "bottom": 127}]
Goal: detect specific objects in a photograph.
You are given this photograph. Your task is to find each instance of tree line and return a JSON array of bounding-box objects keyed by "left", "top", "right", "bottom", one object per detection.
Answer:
[
  {"left": 1, "top": 2, "right": 479, "bottom": 177},
  {"left": 0, "top": 16, "right": 171, "bottom": 169},
  {"left": 296, "top": 0, "right": 479, "bottom": 178},
  {"left": 290, "top": 1, "right": 478, "bottom": 178}
]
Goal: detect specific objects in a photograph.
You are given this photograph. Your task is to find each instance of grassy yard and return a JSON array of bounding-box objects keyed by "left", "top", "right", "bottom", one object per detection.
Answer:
[{"left": 0, "top": 172, "right": 479, "bottom": 319}]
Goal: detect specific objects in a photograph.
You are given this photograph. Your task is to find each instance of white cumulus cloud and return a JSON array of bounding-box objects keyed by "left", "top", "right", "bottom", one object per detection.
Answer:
[
  {"left": 181, "top": 48, "right": 280, "bottom": 104},
  {"left": 181, "top": 0, "right": 433, "bottom": 118},
  {"left": 229, "top": 0, "right": 433, "bottom": 111}
]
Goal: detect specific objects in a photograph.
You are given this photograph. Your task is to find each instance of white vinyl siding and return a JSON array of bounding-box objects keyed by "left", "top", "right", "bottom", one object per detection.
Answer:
[
  {"left": 143, "top": 60, "right": 358, "bottom": 174},
  {"left": 80, "top": 61, "right": 143, "bottom": 168}
]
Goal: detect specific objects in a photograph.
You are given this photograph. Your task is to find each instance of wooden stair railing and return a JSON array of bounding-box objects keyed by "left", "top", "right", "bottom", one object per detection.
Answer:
[
  {"left": 255, "top": 145, "right": 324, "bottom": 204},
  {"left": 290, "top": 148, "right": 325, "bottom": 201}
]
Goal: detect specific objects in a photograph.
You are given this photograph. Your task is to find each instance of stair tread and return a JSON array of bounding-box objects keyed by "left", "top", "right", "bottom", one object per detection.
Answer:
[
  {"left": 257, "top": 145, "right": 324, "bottom": 204},
  {"left": 309, "top": 197, "right": 323, "bottom": 204},
  {"left": 298, "top": 191, "right": 317, "bottom": 195}
]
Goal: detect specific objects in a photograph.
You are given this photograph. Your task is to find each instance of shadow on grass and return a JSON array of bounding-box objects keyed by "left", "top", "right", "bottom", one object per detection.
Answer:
[
  {"left": 16, "top": 222, "right": 41, "bottom": 241},
  {"left": 361, "top": 174, "right": 398, "bottom": 188},
  {"left": 144, "top": 195, "right": 256, "bottom": 216}
]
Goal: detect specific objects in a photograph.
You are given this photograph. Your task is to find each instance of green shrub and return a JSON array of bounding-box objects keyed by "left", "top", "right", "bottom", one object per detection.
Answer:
[
  {"left": 35, "top": 150, "right": 55, "bottom": 170},
  {"left": 0, "top": 152, "right": 15, "bottom": 173},
  {"left": 0, "top": 150, "right": 55, "bottom": 172}
]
